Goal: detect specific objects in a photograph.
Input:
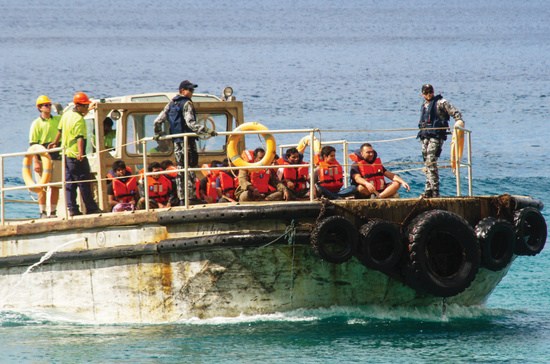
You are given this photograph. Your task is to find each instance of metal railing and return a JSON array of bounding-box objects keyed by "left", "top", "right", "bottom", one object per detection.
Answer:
[
  {"left": 0, "top": 147, "right": 66, "bottom": 224},
  {"left": 0, "top": 125, "right": 473, "bottom": 224},
  {"left": 140, "top": 128, "right": 321, "bottom": 209},
  {"left": 279, "top": 126, "right": 473, "bottom": 196}
]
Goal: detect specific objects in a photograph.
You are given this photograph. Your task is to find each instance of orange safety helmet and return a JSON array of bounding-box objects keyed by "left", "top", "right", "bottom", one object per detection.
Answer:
[
  {"left": 73, "top": 91, "right": 92, "bottom": 105},
  {"left": 36, "top": 95, "right": 52, "bottom": 106}
]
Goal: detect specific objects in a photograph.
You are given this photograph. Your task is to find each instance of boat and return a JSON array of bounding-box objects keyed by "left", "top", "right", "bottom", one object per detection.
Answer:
[{"left": 0, "top": 87, "right": 546, "bottom": 323}]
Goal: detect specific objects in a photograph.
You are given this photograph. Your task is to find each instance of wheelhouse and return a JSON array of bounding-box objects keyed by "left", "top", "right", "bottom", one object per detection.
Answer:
[{"left": 85, "top": 92, "right": 244, "bottom": 210}]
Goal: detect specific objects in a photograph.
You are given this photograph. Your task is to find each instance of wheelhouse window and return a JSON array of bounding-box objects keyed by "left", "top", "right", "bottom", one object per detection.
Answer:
[
  {"left": 195, "top": 113, "right": 228, "bottom": 153},
  {"left": 125, "top": 112, "right": 229, "bottom": 156}
]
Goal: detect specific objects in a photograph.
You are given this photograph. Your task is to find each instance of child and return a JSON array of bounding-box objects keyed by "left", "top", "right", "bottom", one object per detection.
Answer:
[{"left": 107, "top": 160, "right": 138, "bottom": 211}]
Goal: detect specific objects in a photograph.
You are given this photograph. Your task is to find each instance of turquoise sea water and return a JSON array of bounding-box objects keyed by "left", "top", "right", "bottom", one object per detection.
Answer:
[{"left": 1, "top": 0, "right": 549, "bottom": 362}]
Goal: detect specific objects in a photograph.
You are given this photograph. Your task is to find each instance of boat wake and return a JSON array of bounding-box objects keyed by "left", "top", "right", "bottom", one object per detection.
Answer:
[{"left": 0, "top": 304, "right": 518, "bottom": 327}]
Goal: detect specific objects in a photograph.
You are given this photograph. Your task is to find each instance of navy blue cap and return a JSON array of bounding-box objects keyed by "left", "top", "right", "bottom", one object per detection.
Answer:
[{"left": 179, "top": 80, "right": 198, "bottom": 90}]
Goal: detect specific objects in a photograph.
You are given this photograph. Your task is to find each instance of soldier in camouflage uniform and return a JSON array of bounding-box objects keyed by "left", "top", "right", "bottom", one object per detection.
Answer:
[
  {"left": 417, "top": 84, "right": 464, "bottom": 197},
  {"left": 154, "top": 80, "right": 217, "bottom": 205}
]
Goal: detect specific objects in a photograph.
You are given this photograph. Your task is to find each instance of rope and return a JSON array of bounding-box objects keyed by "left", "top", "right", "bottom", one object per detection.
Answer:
[
  {"left": 257, "top": 220, "right": 298, "bottom": 305},
  {"left": 400, "top": 195, "right": 428, "bottom": 228},
  {"left": 362, "top": 135, "right": 417, "bottom": 144},
  {"left": 315, "top": 197, "right": 330, "bottom": 225},
  {"left": 259, "top": 220, "right": 297, "bottom": 248},
  {"left": 287, "top": 220, "right": 296, "bottom": 305}
]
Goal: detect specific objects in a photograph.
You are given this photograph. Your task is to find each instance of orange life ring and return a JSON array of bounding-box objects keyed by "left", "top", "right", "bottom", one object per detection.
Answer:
[
  {"left": 22, "top": 144, "right": 53, "bottom": 193},
  {"left": 226, "top": 122, "right": 276, "bottom": 167}
]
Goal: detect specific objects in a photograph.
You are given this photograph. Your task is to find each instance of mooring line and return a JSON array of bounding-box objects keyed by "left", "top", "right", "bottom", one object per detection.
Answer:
[{"left": 286, "top": 220, "right": 297, "bottom": 306}]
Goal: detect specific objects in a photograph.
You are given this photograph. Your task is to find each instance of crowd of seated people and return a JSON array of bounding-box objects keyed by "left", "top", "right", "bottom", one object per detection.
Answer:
[{"left": 104, "top": 142, "right": 410, "bottom": 212}]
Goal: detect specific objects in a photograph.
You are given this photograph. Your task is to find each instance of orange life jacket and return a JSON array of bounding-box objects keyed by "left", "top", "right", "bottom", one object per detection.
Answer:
[
  {"left": 281, "top": 161, "right": 309, "bottom": 192},
  {"left": 195, "top": 179, "right": 201, "bottom": 200},
  {"left": 317, "top": 160, "right": 344, "bottom": 192},
  {"left": 112, "top": 176, "right": 138, "bottom": 203},
  {"left": 241, "top": 150, "right": 255, "bottom": 163},
  {"left": 145, "top": 175, "right": 172, "bottom": 204},
  {"left": 250, "top": 169, "right": 276, "bottom": 194},
  {"left": 356, "top": 157, "right": 386, "bottom": 192},
  {"left": 138, "top": 168, "right": 145, "bottom": 181},
  {"left": 313, "top": 153, "right": 321, "bottom": 166},
  {"left": 165, "top": 165, "right": 178, "bottom": 179},
  {"left": 196, "top": 164, "right": 221, "bottom": 203},
  {"left": 204, "top": 174, "right": 219, "bottom": 202},
  {"left": 218, "top": 171, "right": 236, "bottom": 200}
]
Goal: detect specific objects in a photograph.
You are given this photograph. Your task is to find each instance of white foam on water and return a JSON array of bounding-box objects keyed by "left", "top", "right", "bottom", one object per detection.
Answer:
[
  {"left": 0, "top": 303, "right": 516, "bottom": 327},
  {"left": 171, "top": 304, "right": 512, "bottom": 326}
]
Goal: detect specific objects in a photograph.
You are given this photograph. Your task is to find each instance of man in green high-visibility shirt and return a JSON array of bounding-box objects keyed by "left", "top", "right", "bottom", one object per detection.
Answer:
[
  {"left": 50, "top": 91, "right": 102, "bottom": 216},
  {"left": 29, "top": 94, "right": 62, "bottom": 218}
]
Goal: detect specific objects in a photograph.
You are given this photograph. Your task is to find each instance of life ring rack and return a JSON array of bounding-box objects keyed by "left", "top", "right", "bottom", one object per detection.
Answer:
[
  {"left": 226, "top": 122, "right": 276, "bottom": 167},
  {"left": 22, "top": 144, "right": 53, "bottom": 193}
]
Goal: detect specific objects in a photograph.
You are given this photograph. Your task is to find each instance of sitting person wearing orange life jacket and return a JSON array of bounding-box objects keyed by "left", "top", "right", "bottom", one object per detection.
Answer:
[
  {"left": 314, "top": 145, "right": 345, "bottom": 200},
  {"left": 277, "top": 147, "right": 310, "bottom": 201},
  {"left": 349, "top": 143, "right": 410, "bottom": 199},
  {"left": 197, "top": 160, "right": 222, "bottom": 203},
  {"left": 137, "top": 161, "right": 173, "bottom": 209},
  {"left": 107, "top": 160, "right": 139, "bottom": 212},
  {"left": 106, "top": 162, "right": 133, "bottom": 183},
  {"left": 216, "top": 159, "right": 238, "bottom": 202},
  {"left": 160, "top": 159, "right": 180, "bottom": 206},
  {"left": 235, "top": 148, "right": 284, "bottom": 202}
]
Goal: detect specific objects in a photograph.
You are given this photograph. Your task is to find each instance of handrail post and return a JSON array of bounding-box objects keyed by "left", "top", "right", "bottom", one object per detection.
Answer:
[
  {"left": 309, "top": 130, "right": 315, "bottom": 201},
  {"left": 455, "top": 126, "right": 462, "bottom": 197},
  {"left": 142, "top": 139, "right": 149, "bottom": 211},
  {"left": 61, "top": 150, "right": 68, "bottom": 219},
  {"left": 183, "top": 135, "right": 189, "bottom": 208},
  {"left": 343, "top": 141, "right": 349, "bottom": 188},
  {"left": 1, "top": 156, "right": 4, "bottom": 225},
  {"left": 467, "top": 130, "right": 473, "bottom": 196}
]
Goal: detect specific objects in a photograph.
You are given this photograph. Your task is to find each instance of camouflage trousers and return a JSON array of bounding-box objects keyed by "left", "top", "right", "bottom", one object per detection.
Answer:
[
  {"left": 421, "top": 138, "right": 443, "bottom": 197},
  {"left": 174, "top": 140, "right": 198, "bottom": 201}
]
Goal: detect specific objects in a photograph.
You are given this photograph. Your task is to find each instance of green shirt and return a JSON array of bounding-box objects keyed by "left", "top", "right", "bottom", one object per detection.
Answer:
[
  {"left": 29, "top": 115, "right": 61, "bottom": 145},
  {"left": 58, "top": 110, "right": 87, "bottom": 158},
  {"left": 104, "top": 130, "right": 116, "bottom": 149}
]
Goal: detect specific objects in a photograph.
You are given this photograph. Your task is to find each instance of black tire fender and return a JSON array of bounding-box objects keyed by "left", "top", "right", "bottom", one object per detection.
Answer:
[
  {"left": 357, "top": 219, "right": 403, "bottom": 272},
  {"left": 406, "top": 209, "right": 480, "bottom": 297},
  {"left": 475, "top": 217, "right": 515, "bottom": 271},
  {"left": 311, "top": 215, "right": 358, "bottom": 264},
  {"left": 514, "top": 207, "right": 547, "bottom": 256}
]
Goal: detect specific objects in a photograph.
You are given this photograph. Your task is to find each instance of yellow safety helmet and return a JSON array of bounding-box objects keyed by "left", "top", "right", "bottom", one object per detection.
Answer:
[{"left": 36, "top": 95, "right": 52, "bottom": 106}]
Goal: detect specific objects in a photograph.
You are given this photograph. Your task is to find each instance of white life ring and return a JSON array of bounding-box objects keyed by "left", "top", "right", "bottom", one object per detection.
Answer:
[{"left": 296, "top": 135, "right": 321, "bottom": 154}]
